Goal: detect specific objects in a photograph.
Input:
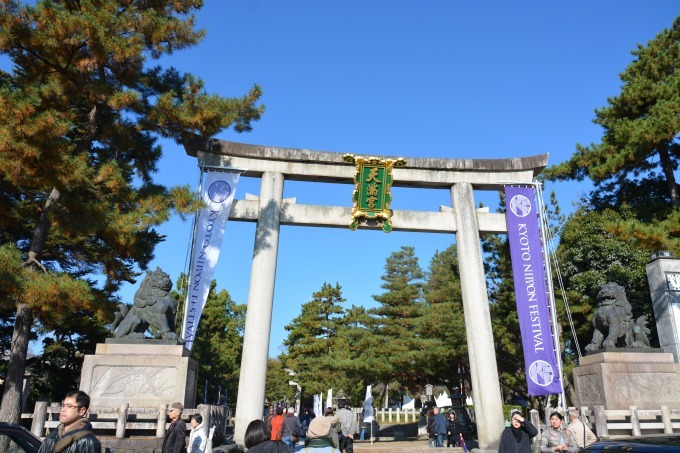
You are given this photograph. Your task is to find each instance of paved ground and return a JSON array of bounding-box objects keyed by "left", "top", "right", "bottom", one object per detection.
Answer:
[
  {"left": 353, "top": 440, "right": 465, "bottom": 452},
  {"left": 289, "top": 439, "right": 469, "bottom": 452}
]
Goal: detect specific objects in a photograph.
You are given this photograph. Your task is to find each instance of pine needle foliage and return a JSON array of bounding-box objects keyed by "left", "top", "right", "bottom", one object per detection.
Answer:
[
  {"left": 421, "top": 244, "right": 468, "bottom": 395},
  {"left": 0, "top": 0, "right": 263, "bottom": 422},
  {"left": 173, "top": 274, "right": 245, "bottom": 405},
  {"left": 362, "top": 246, "right": 432, "bottom": 401},
  {"left": 282, "top": 282, "right": 346, "bottom": 397},
  {"left": 545, "top": 16, "right": 680, "bottom": 253}
]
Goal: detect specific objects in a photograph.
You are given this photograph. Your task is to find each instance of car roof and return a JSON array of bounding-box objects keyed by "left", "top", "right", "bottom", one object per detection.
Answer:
[{"left": 586, "top": 434, "right": 680, "bottom": 452}]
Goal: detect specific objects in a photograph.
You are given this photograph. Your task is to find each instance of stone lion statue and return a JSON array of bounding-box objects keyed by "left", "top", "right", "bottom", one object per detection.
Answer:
[
  {"left": 584, "top": 282, "right": 650, "bottom": 351},
  {"left": 110, "top": 267, "right": 179, "bottom": 340}
]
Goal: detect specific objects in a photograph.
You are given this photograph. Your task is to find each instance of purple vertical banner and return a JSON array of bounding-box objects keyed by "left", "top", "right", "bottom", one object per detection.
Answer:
[{"left": 504, "top": 186, "right": 563, "bottom": 396}]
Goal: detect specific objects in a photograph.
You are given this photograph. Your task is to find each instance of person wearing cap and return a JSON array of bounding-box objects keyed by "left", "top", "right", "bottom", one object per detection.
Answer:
[
  {"left": 304, "top": 416, "right": 336, "bottom": 452},
  {"left": 162, "top": 402, "right": 187, "bottom": 453},
  {"left": 244, "top": 419, "right": 292, "bottom": 453},
  {"left": 498, "top": 409, "right": 538, "bottom": 453}
]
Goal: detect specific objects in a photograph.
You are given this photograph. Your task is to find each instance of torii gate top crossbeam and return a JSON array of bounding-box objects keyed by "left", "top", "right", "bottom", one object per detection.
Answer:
[{"left": 184, "top": 137, "right": 548, "bottom": 190}]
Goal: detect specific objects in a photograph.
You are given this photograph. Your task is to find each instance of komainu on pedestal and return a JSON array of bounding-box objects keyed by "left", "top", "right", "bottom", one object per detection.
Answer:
[
  {"left": 110, "top": 267, "right": 180, "bottom": 341},
  {"left": 584, "top": 282, "right": 651, "bottom": 352}
]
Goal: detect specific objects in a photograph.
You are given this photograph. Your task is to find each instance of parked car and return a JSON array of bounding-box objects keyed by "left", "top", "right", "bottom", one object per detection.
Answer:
[
  {"left": 0, "top": 422, "right": 42, "bottom": 453},
  {"left": 584, "top": 434, "right": 680, "bottom": 452}
]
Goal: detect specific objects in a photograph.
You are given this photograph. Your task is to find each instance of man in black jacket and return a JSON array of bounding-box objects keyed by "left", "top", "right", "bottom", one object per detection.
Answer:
[
  {"left": 162, "top": 402, "right": 187, "bottom": 453},
  {"left": 38, "top": 390, "right": 101, "bottom": 453}
]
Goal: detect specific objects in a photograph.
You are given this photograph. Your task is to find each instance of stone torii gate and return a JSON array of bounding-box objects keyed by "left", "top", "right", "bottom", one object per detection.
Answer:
[{"left": 184, "top": 138, "right": 548, "bottom": 449}]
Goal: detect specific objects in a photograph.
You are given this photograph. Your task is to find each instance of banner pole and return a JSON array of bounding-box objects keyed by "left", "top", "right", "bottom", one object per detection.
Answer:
[
  {"left": 535, "top": 181, "right": 567, "bottom": 408},
  {"left": 181, "top": 164, "right": 205, "bottom": 341}
]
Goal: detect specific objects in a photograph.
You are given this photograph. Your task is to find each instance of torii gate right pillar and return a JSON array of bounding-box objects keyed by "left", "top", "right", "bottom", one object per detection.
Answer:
[{"left": 452, "top": 182, "right": 505, "bottom": 450}]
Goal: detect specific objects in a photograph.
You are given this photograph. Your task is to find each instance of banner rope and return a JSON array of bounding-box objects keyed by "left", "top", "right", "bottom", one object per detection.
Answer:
[
  {"left": 535, "top": 182, "right": 583, "bottom": 361},
  {"left": 180, "top": 164, "right": 205, "bottom": 340}
]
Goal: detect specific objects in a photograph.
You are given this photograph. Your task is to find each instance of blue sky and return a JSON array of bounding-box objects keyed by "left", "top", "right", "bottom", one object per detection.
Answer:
[{"left": 9, "top": 1, "right": 678, "bottom": 358}]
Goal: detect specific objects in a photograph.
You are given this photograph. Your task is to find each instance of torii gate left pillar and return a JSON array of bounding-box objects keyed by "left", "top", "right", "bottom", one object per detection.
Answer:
[
  {"left": 185, "top": 138, "right": 548, "bottom": 449},
  {"left": 233, "top": 171, "right": 283, "bottom": 440}
]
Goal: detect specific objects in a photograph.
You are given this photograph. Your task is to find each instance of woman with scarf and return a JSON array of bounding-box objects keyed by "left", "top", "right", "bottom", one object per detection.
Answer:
[
  {"left": 498, "top": 410, "right": 538, "bottom": 453},
  {"left": 539, "top": 412, "right": 579, "bottom": 453}
]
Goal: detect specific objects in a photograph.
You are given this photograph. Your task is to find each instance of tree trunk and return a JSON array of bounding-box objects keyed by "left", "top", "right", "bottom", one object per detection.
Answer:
[
  {"left": 658, "top": 145, "right": 680, "bottom": 207},
  {"left": 0, "top": 188, "right": 61, "bottom": 422},
  {"left": 0, "top": 303, "right": 34, "bottom": 423}
]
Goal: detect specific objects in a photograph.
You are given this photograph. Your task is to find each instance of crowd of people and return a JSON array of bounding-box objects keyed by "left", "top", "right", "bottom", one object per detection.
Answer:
[
  {"left": 498, "top": 408, "right": 597, "bottom": 453},
  {"left": 257, "top": 401, "right": 357, "bottom": 452},
  {"left": 39, "top": 390, "right": 597, "bottom": 453},
  {"left": 425, "top": 406, "right": 463, "bottom": 448}
]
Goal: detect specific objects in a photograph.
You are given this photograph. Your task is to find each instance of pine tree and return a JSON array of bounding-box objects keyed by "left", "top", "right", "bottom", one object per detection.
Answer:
[
  {"left": 282, "top": 282, "right": 345, "bottom": 396},
  {"left": 482, "top": 231, "right": 528, "bottom": 401},
  {"left": 265, "top": 358, "right": 297, "bottom": 406},
  {"left": 326, "top": 305, "right": 374, "bottom": 405},
  {"left": 483, "top": 191, "right": 565, "bottom": 404},
  {"left": 421, "top": 244, "right": 468, "bottom": 395},
  {"left": 173, "top": 275, "right": 245, "bottom": 405},
  {"left": 27, "top": 310, "right": 109, "bottom": 406},
  {"left": 555, "top": 207, "right": 654, "bottom": 354},
  {"left": 363, "top": 246, "right": 429, "bottom": 404},
  {"left": 546, "top": 16, "right": 680, "bottom": 253},
  {"left": 0, "top": 0, "right": 263, "bottom": 422}
]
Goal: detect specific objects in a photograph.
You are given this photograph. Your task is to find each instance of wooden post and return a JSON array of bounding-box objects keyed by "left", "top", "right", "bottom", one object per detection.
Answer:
[
  {"left": 630, "top": 406, "right": 640, "bottom": 437},
  {"left": 530, "top": 410, "right": 540, "bottom": 445},
  {"left": 580, "top": 406, "right": 590, "bottom": 428},
  {"left": 199, "top": 404, "right": 211, "bottom": 438},
  {"left": 594, "top": 406, "right": 608, "bottom": 439},
  {"left": 49, "top": 402, "right": 61, "bottom": 423},
  {"left": 661, "top": 405, "right": 673, "bottom": 434},
  {"left": 396, "top": 408, "right": 401, "bottom": 423},
  {"left": 31, "top": 401, "right": 48, "bottom": 437},
  {"left": 116, "top": 403, "right": 129, "bottom": 438},
  {"left": 157, "top": 404, "right": 168, "bottom": 438},
  {"left": 545, "top": 406, "right": 553, "bottom": 428}
]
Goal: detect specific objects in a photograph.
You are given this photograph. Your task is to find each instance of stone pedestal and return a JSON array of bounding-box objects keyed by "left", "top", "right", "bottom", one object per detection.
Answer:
[
  {"left": 573, "top": 351, "right": 680, "bottom": 410},
  {"left": 79, "top": 340, "right": 198, "bottom": 409},
  {"left": 646, "top": 253, "right": 680, "bottom": 363}
]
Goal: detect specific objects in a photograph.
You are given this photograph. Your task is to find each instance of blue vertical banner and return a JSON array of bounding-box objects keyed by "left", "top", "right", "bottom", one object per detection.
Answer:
[
  {"left": 183, "top": 171, "right": 239, "bottom": 350},
  {"left": 504, "top": 186, "right": 563, "bottom": 396}
]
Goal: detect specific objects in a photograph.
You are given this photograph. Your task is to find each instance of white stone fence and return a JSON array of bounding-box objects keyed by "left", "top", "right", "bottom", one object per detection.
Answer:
[
  {"left": 23, "top": 402, "right": 228, "bottom": 439},
  {"left": 544, "top": 405, "right": 680, "bottom": 439},
  {"left": 346, "top": 407, "right": 423, "bottom": 424},
  {"left": 346, "top": 406, "right": 476, "bottom": 425}
]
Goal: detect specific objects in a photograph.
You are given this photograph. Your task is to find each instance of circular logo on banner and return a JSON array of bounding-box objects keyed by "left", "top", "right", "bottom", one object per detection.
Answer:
[
  {"left": 208, "top": 180, "right": 231, "bottom": 203},
  {"left": 509, "top": 194, "right": 532, "bottom": 217},
  {"left": 528, "top": 360, "right": 555, "bottom": 387}
]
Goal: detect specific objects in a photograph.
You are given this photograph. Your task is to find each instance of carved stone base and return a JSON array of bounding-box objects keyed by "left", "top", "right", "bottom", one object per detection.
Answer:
[
  {"left": 573, "top": 351, "right": 680, "bottom": 410},
  {"left": 79, "top": 342, "right": 198, "bottom": 409}
]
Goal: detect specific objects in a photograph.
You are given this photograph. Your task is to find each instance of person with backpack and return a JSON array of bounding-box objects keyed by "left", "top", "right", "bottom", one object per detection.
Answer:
[{"left": 282, "top": 408, "right": 302, "bottom": 450}]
